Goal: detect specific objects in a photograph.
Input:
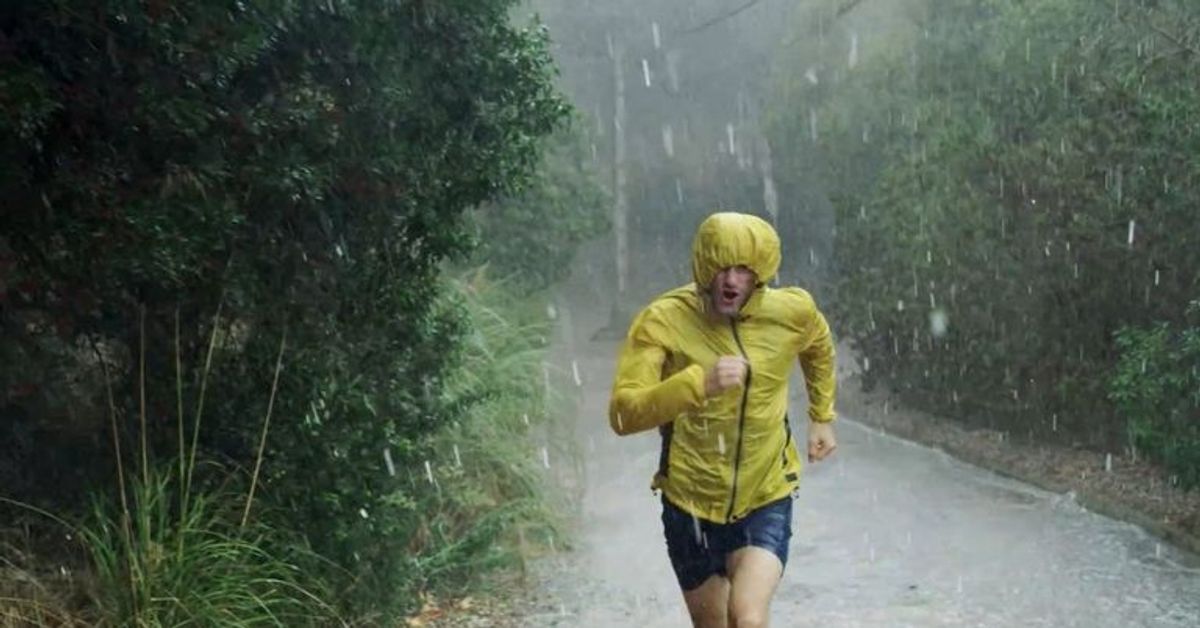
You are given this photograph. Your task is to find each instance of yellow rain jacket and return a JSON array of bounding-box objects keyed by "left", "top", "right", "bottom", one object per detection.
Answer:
[{"left": 608, "top": 212, "right": 836, "bottom": 524}]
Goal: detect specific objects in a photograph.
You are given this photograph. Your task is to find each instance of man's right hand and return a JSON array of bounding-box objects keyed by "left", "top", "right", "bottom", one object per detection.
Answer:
[{"left": 704, "top": 356, "right": 749, "bottom": 398}]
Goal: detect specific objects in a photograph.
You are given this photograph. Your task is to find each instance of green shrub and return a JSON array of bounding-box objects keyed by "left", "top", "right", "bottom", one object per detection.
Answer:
[
  {"left": 313, "top": 269, "right": 578, "bottom": 613},
  {"left": 469, "top": 124, "right": 610, "bottom": 293},
  {"left": 767, "top": 0, "right": 1200, "bottom": 448},
  {"left": 1111, "top": 303, "right": 1200, "bottom": 489},
  {"left": 0, "top": 0, "right": 570, "bottom": 620}
]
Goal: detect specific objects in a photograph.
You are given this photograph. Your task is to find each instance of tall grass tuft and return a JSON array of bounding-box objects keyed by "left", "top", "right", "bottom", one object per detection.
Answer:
[
  {"left": 3, "top": 303, "right": 340, "bottom": 627},
  {"left": 400, "top": 269, "right": 582, "bottom": 597},
  {"left": 78, "top": 468, "right": 338, "bottom": 627}
]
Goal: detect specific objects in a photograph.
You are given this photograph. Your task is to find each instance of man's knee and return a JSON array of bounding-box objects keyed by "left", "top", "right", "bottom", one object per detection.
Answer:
[{"left": 729, "top": 607, "right": 768, "bottom": 628}]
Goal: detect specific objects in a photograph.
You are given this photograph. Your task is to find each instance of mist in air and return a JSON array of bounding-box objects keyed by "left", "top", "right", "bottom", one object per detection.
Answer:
[{"left": 524, "top": 0, "right": 1200, "bottom": 625}]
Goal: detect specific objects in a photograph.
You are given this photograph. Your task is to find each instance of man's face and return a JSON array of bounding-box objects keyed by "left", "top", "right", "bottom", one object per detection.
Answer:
[{"left": 709, "top": 265, "right": 757, "bottom": 316}]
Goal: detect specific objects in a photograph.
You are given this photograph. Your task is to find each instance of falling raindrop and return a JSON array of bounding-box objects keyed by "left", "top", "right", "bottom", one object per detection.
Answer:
[
  {"left": 897, "top": 299, "right": 905, "bottom": 312},
  {"left": 359, "top": 507, "right": 369, "bottom": 519},
  {"left": 726, "top": 123, "right": 736, "bottom": 154},
  {"left": 662, "top": 124, "right": 674, "bottom": 157},
  {"left": 675, "top": 178, "right": 684, "bottom": 204},
  {"left": 717, "top": 434, "right": 726, "bottom": 455},
  {"left": 1115, "top": 167, "right": 1123, "bottom": 206},
  {"left": 929, "top": 309, "right": 949, "bottom": 338},
  {"left": 424, "top": 460, "right": 434, "bottom": 484},
  {"left": 1154, "top": 269, "right": 1160, "bottom": 286},
  {"left": 809, "top": 109, "right": 819, "bottom": 142},
  {"left": 652, "top": 21, "right": 661, "bottom": 49},
  {"left": 1127, "top": 219, "right": 1136, "bottom": 247},
  {"left": 805, "top": 66, "right": 819, "bottom": 85},
  {"left": 541, "top": 446, "right": 550, "bottom": 469},
  {"left": 546, "top": 304, "right": 557, "bottom": 320},
  {"left": 641, "top": 58, "right": 651, "bottom": 87},
  {"left": 453, "top": 444, "right": 462, "bottom": 467},
  {"left": 523, "top": 413, "right": 530, "bottom": 426},
  {"left": 383, "top": 448, "right": 396, "bottom": 476},
  {"left": 1105, "top": 453, "right": 1113, "bottom": 473},
  {"left": 572, "top": 360, "right": 582, "bottom": 386}
]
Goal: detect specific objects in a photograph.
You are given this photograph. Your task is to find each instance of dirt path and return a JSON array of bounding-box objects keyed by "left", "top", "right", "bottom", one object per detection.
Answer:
[{"left": 520, "top": 296, "right": 1200, "bottom": 627}]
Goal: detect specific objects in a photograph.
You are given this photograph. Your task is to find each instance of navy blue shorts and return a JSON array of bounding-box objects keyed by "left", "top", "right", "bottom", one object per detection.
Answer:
[{"left": 661, "top": 496, "right": 793, "bottom": 591}]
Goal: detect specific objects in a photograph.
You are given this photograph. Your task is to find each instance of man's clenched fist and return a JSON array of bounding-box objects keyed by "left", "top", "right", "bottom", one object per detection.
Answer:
[
  {"left": 807, "top": 421, "right": 837, "bottom": 462},
  {"left": 704, "top": 356, "right": 749, "bottom": 398}
]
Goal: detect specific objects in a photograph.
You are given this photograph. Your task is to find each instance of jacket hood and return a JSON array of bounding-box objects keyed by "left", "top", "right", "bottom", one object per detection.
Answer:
[{"left": 691, "top": 212, "right": 781, "bottom": 288}]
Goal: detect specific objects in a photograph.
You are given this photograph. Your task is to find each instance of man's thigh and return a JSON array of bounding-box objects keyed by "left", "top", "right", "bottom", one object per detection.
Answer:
[
  {"left": 682, "top": 574, "right": 730, "bottom": 628},
  {"left": 726, "top": 546, "right": 783, "bottom": 622}
]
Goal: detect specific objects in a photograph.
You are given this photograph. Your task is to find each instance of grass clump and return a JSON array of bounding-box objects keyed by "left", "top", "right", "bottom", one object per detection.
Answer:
[{"left": 76, "top": 468, "right": 339, "bottom": 627}]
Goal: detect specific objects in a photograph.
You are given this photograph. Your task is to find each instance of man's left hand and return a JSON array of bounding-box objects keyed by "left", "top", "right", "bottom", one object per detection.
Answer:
[{"left": 807, "top": 421, "right": 837, "bottom": 463}]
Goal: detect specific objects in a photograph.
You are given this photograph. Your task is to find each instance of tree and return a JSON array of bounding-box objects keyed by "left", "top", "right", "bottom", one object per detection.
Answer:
[{"left": 1, "top": 0, "right": 568, "bottom": 616}]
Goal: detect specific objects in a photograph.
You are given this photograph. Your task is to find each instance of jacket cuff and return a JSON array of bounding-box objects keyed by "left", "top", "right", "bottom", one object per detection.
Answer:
[{"left": 808, "top": 410, "right": 837, "bottom": 424}]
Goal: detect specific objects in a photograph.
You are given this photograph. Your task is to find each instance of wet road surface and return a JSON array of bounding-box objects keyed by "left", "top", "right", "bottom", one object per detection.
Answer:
[{"left": 527, "top": 305, "right": 1200, "bottom": 627}]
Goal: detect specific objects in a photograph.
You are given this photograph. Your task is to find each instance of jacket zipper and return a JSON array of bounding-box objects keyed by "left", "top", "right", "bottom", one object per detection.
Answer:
[{"left": 725, "top": 317, "right": 751, "bottom": 522}]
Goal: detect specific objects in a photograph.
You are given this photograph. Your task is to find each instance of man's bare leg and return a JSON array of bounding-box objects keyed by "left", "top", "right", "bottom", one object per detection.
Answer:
[
  {"left": 725, "top": 546, "right": 783, "bottom": 628},
  {"left": 682, "top": 574, "right": 730, "bottom": 628}
]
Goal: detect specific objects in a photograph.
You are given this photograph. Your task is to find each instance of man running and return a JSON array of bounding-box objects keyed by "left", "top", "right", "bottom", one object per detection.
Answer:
[{"left": 608, "top": 212, "right": 838, "bottom": 628}]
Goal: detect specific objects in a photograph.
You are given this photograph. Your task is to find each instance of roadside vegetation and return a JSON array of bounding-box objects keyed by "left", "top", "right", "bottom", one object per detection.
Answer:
[
  {"left": 0, "top": 1, "right": 606, "bottom": 624},
  {"left": 767, "top": 0, "right": 1199, "bottom": 488}
]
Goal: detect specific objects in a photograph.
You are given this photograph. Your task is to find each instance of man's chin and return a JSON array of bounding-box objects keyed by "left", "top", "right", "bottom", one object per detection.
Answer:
[{"left": 713, "top": 301, "right": 739, "bottom": 316}]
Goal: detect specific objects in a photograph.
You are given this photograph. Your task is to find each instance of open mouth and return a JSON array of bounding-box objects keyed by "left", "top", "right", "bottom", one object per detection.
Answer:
[{"left": 721, "top": 289, "right": 739, "bottom": 302}]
